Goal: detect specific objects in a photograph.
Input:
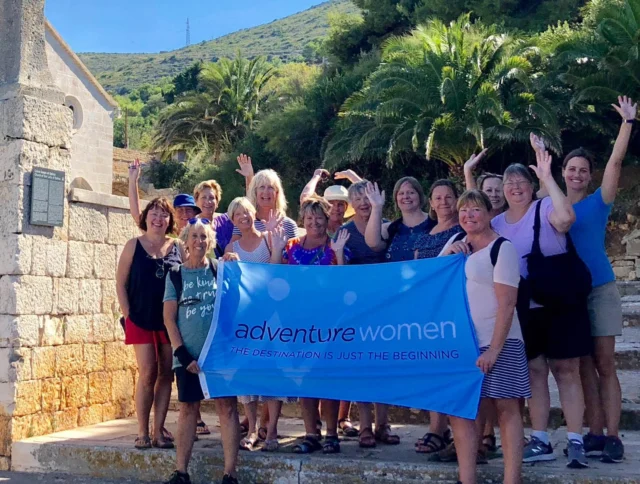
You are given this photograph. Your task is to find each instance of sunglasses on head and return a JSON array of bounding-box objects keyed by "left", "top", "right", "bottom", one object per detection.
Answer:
[{"left": 188, "top": 218, "right": 211, "bottom": 225}]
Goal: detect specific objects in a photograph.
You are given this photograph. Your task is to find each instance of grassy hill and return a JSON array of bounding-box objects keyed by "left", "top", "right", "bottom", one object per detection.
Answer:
[{"left": 78, "top": 0, "right": 359, "bottom": 94}]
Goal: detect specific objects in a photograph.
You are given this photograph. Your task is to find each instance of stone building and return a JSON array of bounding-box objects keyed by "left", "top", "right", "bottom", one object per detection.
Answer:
[{"left": 45, "top": 21, "right": 118, "bottom": 194}]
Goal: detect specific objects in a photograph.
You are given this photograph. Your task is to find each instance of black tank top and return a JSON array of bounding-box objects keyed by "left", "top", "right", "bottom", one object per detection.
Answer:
[{"left": 127, "top": 239, "right": 182, "bottom": 331}]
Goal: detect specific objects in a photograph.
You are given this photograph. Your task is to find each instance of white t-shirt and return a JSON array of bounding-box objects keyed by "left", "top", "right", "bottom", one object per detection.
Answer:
[{"left": 439, "top": 235, "right": 523, "bottom": 348}]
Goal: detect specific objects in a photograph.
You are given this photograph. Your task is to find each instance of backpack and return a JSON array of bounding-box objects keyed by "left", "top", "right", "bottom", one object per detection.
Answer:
[
  {"left": 453, "top": 233, "right": 530, "bottom": 327},
  {"left": 169, "top": 259, "right": 218, "bottom": 304}
]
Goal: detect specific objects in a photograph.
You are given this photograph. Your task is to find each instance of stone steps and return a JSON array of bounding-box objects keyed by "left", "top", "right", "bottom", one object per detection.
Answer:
[
  {"left": 617, "top": 281, "right": 640, "bottom": 297},
  {"left": 11, "top": 413, "right": 640, "bottom": 483}
]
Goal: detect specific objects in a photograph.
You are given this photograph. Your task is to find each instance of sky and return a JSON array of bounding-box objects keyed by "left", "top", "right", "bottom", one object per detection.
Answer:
[{"left": 44, "top": 0, "right": 327, "bottom": 54}]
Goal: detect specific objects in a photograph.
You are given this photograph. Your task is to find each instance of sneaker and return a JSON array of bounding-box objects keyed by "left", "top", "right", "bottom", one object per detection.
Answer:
[
  {"left": 563, "top": 433, "right": 605, "bottom": 457},
  {"left": 523, "top": 436, "right": 556, "bottom": 463},
  {"left": 221, "top": 474, "right": 239, "bottom": 484},
  {"left": 601, "top": 436, "right": 624, "bottom": 463},
  {"left": 566, "top": 440, "right": 589, "bottom": 469},
  {"left": 165, "top": 471, "right": 191, "bottom": 484}
]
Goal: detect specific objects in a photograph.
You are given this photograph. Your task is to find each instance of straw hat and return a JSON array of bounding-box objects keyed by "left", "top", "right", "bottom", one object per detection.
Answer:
[{"left": 323, "top": 185, "right": 355, "bottom": 218}]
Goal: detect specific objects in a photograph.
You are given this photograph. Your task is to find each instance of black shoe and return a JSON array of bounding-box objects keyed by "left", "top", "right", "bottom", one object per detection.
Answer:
[
  {"left": 221, "top": 474, "right": 239, "bottom": 484},
  {"left": 165, "top": 471, "right": 191, "bottom": 484},
  {"left": 601, "top": 435, "right": 624, "bottom": 463}
]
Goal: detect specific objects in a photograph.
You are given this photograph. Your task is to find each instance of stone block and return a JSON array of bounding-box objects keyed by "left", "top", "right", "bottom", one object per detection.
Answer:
[
  {"left": 0, "top": 315, "right": 39, "bottom": 348},
  {"left": 0, "top": 95, "right": 72, "bottom": 148},
  {"left": 0, "top": 235, "right": 32, "bottom": 275},
  {"left": 69, "top": 204, "right": 108, "bottom": 243},
  {"left": 105, "top": 342, "right": 135, "bottom": 371},
  {"left": 61, "top": 376, "right": 88, "bottom": 409},
  {"left": 0, "top": 382, "right": 15, "bottom": 415},
  {"left": 31, "top": 346, "right": 56, "bottom": 379},
  {"left": 102, "top": 400, "right": 133, "bottom": 421},
  {"left": 78, "top": 279, "right": 102, "bottom": 315},
  {"left": 53, "top": 408, "right": 79, "bottom": 432},
  {"left": 0, "top": 416, "right": 11, "bottom": 455},
  {"left": 63, "top": 315, "right": 91, "bottom": 344},
  {"left": 53, "top": 278, "right": 79, "bottom": 315},
  {"left": 101, "top": 279, "right": 118, "bottom": 315},
  {"left": 30, "top": 412, "right": 53, "bottom": 437},
  {"left": 92, "top": 314, "right": 114, "bottom": 343},
  {"left": 55, "top": 344, "right": 83, "bottom": 377},
  {"left": 29, "top": 236, "right": 47, "bottom": 276},
  {"left": 93, "top": 243, "right": 116, "bottom": 279},
  {"left": 111, "top": 369, "right": 134, "bottom": 401},
  {"left": 41, "top": 315, "right": 64, "bottom": 346},
  {"left": 66, "top": 241, "right": 94, "bottom": 278},
  {"left": 41, "top": 377, "right": 62, "bottom": 413},
  {"left": 10, "top": 415, "right": 31, "bottom": 443},
  {"left": 0, "top": 184, "right": 24, "bottom": 234},
  {"left": 49, "top": 146, "right": 71, "bottom": 173},
  {"left": 9, "top": 348, "right": 31, "bottom": 382},
  {"left": 88, "top": 372, "right": 111, "bottom": 405},
  {"left": 46, "top": 240, "right": 68, "bottom": 277},
  {"left": 78, "top": 405, "right": 103, "bottom": 427},
  {"left": 627, "top": 239, "right": 640, "bottom": 257},
  {"left": 0, "top": 275, "right": 53, "bottom": 315},
  {"left": 83, "top": 344, "right": 105, "bottom": 372},
  {"left": 614, "top": 265, "right": 634, "bottom": 280},
  {"left": 0, "top": 139, "right": 48, "bottom": 186},
  {"left": 13, "top": 380, "right": 41, "bottom": 416},
  {"left": 108, "top": 209, "right": 139, "bottom": 245}
]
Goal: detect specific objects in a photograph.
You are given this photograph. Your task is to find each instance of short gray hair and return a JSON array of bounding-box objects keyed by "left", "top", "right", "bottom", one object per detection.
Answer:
[{"left": 347, "top": 180, "right": 368, "bottom": 202}]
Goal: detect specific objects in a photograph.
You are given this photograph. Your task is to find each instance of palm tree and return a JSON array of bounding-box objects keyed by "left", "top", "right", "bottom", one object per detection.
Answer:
[
  {"left": 153, "top": 54, "right": 275, "bottom": 160},
  {"left": 324, "top": 15, "right": 559, "bottom": 177}
]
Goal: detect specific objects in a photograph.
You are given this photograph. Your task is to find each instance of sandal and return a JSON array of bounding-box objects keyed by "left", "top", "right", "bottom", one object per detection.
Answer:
[
  {"left": 293, "top": 434, "right": 323, "bottom": 454},
  {"left": 482, "top": 434, "right": 497, "bottom": 453},
  {"left": 239, "top": 433, "right": 259, "bottom": 451},
  {"left": 338, "top": 418, "right": 359, "bottom": 437},
  {"left": 358, "top": 427, "right": 377, "bottom": 448},
  {"left": 152, "top": 437, "right": 175, "bottom": 449},
  {"left": 196, "top": 421, "right": 211, "bottom": 435},
  {"left": 161, "top": 427, "right": 174, "bottom": 442},
  {"left": 261, "top": 439, "right": 279, "bottom": 452},
  {"left": 415, "top": 432, "right": 447, "bottom": 454},
  {"left": 374, "top": 424, "right": 400, "bottom": 445},
  {"left": 239, "top": 422, "right": 249, "bottom": 436},
  {"left": 322, "top": 435, "right": 341, "bottom": 454},
  {"left": 257, "top": 426, "right": 268, "bottom": 441},
  {"left": 134, "top": 436, "right": 152, "bottom": 449}
]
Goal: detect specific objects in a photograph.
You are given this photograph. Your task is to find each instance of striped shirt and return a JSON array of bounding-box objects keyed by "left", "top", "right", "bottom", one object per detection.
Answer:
[
  {"left": 232, "top": 237, "right": 271, "bottom": 263},
  {"left": 232, "top": 216, "right": 299, "bottom": 240}
]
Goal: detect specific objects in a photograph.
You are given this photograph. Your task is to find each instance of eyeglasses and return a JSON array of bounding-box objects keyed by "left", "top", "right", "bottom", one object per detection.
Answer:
[
  {"left": 503, "top": 180, "right": 530, "bottom": 188},
  {"left": 188, "top": 218, "right": 211, "bottom": 225}
]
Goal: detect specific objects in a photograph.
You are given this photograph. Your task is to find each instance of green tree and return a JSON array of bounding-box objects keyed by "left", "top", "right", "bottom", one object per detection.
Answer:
[{"left": 324, "top": 15, "right": 560, "bottom": 178}]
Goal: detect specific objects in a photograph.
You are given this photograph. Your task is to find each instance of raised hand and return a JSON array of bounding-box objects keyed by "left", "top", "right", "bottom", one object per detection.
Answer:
[
  {"left": 313, "top": 168, "right": 330, "bottom": 180},
  {"left": 529, "top": 149, "right": 553, "bottom": 182},
  {"left": 331, "top": 230, "right": 351, "bottom": 253},
  {"left": 236, "top": 153, "right": 255, "bottom": 178},
  {"left": 364, "top": 182, "right": 385, "bottom": 208},
  {"left": 463, "top": 149, "right": 488, "bottom": 173},
  {"left": 613, "top": 95, "right": 637, "bottom": 121},
  {"left": 128, "top": 158, "right": 141, "bottom": 182},
  {"left": 269, "top": 225, "right": 288, "bottom": 251},
  {"left": 264, "top": 209, "right": 284, "bottom": 232},
  {"left": 529, "top": 133, "right": 546, "bottom": 153},
  {"left": 334, "top": 169, "right": 362, "bottom": 183}
]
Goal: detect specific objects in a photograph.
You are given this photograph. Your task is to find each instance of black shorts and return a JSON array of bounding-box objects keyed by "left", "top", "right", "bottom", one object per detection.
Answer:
[
  {"left": 175, "top": 366, "right": 205, "bottom": 403},
  {"left": 523, "top": 304, "right": 592, "bottom": 361}
]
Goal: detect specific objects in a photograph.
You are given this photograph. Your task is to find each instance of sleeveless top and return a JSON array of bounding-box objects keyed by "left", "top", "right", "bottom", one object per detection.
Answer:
[
  {"left": 127, "top": 239, "right": 182, "bottom": 331},
  {"left": 385, "top": 217, "right": 435, "bottom": 262},
  {"left": 232, "top": 237, "right": 271, "bottom": 263},
  {"left": 414, "top": 224, "right": 464, "bottom": 260}
]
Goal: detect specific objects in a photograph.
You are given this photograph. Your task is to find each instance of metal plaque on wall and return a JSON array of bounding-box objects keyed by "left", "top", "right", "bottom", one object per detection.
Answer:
[{"left": 30, "top": 168, "right": 65, "bottom": 227}]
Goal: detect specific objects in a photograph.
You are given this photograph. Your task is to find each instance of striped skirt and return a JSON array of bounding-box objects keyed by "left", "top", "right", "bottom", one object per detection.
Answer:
[{"left": 480, "top": 339, "right": 531, "bottom": 399}]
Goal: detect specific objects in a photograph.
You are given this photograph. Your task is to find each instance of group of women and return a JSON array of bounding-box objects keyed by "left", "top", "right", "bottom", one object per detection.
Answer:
[{"left": 114, "top": 96, "right": 636, "bottom": 484}]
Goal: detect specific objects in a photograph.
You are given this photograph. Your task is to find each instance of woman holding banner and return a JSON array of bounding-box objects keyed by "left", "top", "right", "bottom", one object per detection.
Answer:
[
  {"left": 440, "top": 189, "right": 530, "bottom": 484},
  {"left": 163, "top": 218, "right": 241, "bottom": 484},
  {"left": 272, "top": 195, "right": 350, "bottom": 455}
]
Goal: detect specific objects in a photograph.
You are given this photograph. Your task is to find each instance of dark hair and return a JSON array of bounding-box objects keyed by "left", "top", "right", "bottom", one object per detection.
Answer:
[
  {"left": 457, "top": 189, "right": 492, "bottom": 213},
  {"left": 392, "top": 177, "right": 425, "bottom": 210},
  {"left": 139, "top": 197, "right": 177, "bottom": 235},
  {"left": 562, "top": 148, "right": 594, "bottom": 172},
  {"left": 428, "top": 179, "right": 459, "bottom": 220},
  {"left": 503, "top": 163, "right": 536, "bottom": 202},
  {"left": 299, "top": 194, "right": 331, "bottom": 224}
]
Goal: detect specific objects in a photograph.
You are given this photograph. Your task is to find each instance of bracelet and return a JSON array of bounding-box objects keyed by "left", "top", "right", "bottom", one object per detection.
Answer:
[
  {"left": 174, "top": 345, "right": 196, "bottom": 367},
  {"left": 625, "top": 119, "right": 635, "bottom": 124}
]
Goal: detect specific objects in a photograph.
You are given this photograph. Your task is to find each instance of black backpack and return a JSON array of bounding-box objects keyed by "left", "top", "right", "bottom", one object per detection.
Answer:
[
  {"left": 169, "top": 259, "right": 218, "bottom": 304},
  {"left": 453, "top": 233, "right": 530, "bottom": 327}
]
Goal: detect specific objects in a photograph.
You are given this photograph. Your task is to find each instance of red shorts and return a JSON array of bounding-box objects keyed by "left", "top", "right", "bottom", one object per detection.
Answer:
[{"left": 124, "top": 318, "right": 170, "bottom": 345}]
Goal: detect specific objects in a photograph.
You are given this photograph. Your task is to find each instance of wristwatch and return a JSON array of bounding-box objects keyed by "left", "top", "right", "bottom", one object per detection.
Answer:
[{"left": 626, "top": 119, "right": 635, "bottom": 124}]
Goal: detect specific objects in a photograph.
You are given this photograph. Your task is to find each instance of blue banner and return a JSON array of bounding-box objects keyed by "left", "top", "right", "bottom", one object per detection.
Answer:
[{"left": 199, "top": 255, "right": 483, "bottom": 419}]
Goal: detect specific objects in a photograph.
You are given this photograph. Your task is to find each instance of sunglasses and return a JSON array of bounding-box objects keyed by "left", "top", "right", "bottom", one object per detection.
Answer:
[{"left": 188, "top": 218, "right": 211, "bottom": 225}]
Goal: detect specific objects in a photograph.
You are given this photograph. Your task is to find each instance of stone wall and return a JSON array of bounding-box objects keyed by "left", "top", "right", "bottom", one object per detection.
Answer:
[
  {"left": 611, "top": 230, "right": 640, "bottom": 281},
  {"left": 0, "top": 189, "right": 139, "bottom": 458}
]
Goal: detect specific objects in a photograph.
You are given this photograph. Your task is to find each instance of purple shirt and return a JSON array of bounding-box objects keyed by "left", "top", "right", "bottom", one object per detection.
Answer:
[
  {"left": 491, "top": 197, "right": 567, "bottom": 279},
  {"left": 214, "top": 214, "right": 234, "bottom": 250}
]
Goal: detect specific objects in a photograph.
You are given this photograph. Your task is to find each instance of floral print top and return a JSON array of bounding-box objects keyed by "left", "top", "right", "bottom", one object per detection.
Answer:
[{"left": 282, "top": 237, "right": 351, "bottom": 266}]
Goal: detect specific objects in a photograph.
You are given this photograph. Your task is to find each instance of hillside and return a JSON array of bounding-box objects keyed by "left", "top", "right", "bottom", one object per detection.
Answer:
[{"left": 78, "top": 0, "right": 359, "bottom": 94}]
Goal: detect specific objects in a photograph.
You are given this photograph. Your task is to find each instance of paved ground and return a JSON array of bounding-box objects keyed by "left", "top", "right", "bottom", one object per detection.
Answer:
[{"left": 0, "top": 472, "right": 138, "bottom": 483}]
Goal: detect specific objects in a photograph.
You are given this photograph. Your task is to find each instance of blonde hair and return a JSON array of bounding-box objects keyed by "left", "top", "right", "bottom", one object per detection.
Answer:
[
  {"left": 227, "top": 196, "right": 256, "bottom": 220},
  {"left": 194, "top": 179, "right": 223, "bottom": 204},
  {"left": 457, "top": 189, "right": 492, "bottom": 212},
  {"left": 247, "top": 169, "right": 288, "bottom": 216},
  {"left": 179, "top": 219, "right": 217, "bottom": 255}
]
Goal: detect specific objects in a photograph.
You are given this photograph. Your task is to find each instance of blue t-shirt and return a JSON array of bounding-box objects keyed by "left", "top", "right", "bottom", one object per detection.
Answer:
[
  {"left": 341, "top": 220, "right": 385, "bottom": 265},
  {"left": 570, "top": 188, "right": 615, "bottom": 287},
  {"left": 163, "top": 264, "right": 217, "bottom": 369}
]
